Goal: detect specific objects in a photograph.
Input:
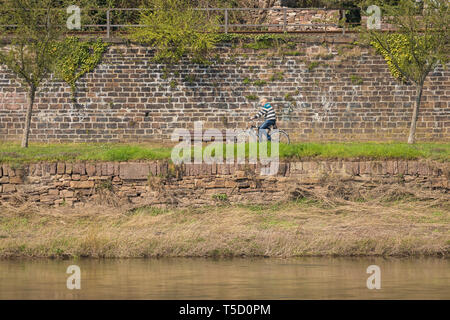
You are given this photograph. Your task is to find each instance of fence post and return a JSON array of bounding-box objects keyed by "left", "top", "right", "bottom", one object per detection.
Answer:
[
  {"left": 224, "top": 8, "right": 228, "bottom": 34},
  {"left": 106, "top": 9, "right": 111, "bottom": 39},
  {"left": 283, "top": 7, "right": 287, "bottom": 32}
]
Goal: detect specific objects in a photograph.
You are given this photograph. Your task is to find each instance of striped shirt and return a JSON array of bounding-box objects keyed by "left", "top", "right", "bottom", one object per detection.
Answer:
[{"left": 254, "top": 103, "right": 276, "bottom": 121}]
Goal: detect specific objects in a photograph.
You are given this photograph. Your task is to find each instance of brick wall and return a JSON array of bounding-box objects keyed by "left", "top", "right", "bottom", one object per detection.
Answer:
[{"left": 0, "top": 38, "right": 449, "bottom": 143}]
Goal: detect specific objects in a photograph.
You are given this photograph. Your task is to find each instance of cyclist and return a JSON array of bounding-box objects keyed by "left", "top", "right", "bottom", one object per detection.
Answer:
[{"left": 250, "top": 98, "right": 277, "bottom": 141}]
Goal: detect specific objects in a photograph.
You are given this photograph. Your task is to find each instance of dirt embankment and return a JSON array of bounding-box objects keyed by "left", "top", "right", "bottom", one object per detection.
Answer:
[{"left": 1, "top": 183, "right": 448, "bottom": 259}]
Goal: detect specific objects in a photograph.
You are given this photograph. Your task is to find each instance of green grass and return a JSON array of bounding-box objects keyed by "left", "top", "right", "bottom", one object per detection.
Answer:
[
  {"left": 0, "top": 141, "right": 448, "bottom": 164},
  {"left": 278, "top": 142, "right": 450, "bottom": 161},
  {"left": 0, "top": 142, "right": 172, "bottom": 164}
]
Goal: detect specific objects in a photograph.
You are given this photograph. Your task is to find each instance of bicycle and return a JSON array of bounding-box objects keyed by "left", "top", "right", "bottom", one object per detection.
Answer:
[{"left": 234, "top": 120, "right": 290, "bottom": 144}]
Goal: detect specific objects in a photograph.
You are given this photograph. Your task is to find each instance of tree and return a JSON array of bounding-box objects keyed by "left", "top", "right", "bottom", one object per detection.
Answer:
[
  {"left": 360, "top": 0, "right": 449, "bottom": 144},
  {"left": 0, "top": 0, "right": 65, "bottom": 148},
  {"left": 130, "top": 0, "right": 220, "bottom": 65}
]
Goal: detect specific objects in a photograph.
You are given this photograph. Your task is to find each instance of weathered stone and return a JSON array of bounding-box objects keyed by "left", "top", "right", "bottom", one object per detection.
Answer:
[
  {"left": 48, "top": 189, "right": 59, "bottom": 195},
  {"left": 57, "top": 162, "right": 65, "bottom": 175},
  {"left": 418, "top": 162, "right": 430, "bottom": 176},
  {"left": 0, "top": 177, "right": 9, "bottom": 184},
  {"left": 60, "top": 190, "right": 74, "bottom": 198},
  {"left": 407, "top": 161, "right": 418, "bottom": 175},
  {"left": 2, "top": 184, "right": 16, "bottom": 193},
  {"left": 70, "top": 181, "right": 95, "bottom": 189},
  {"left": 9, "top": 176, "right": 23, "bottom": 184},
  {"left": 40, "top": 194, "right": 59, "bottom": 203},
  {"left": 2, "top": 164, "right": 14, "bottom": 177},
  {"left": 397, "top": 161, "right": 407, "bottom": 175},
  {"left": 49, "top": 163, "right": 57, "bottom": 175},
  {"left": 86, "top": 163, "right": 96, "bottom": 176},
  {"left": 386, "top": 160, "right": 398, "bottom": 174},
  {"left": 72, "top": 163, "right": 86, "bottom": 175},
  {"left": 107, "top": 162, "right": 115, "bottom": 176},
  {"left": 101, "top": 163, "right": 108, "bottom": 176},
  {"left": 149, "top": 162, "right": 158, "bottom": 176},
  {"left": 65, "top": 163, "right": 73, "bottom": 174},
  {"left": 119, "top": 163, "right": 149, "bottom": 180},
  {"left": 235, "top": 170, "right": 246, "bottom": 179},
  {"left": 113, "top": 163, "right": 120, "bottom": 176}
]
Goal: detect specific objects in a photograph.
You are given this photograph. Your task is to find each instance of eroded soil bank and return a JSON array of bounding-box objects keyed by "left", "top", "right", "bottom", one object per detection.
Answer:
[{"left": 1, "top": 182, "right": 448, "bottom": 259}]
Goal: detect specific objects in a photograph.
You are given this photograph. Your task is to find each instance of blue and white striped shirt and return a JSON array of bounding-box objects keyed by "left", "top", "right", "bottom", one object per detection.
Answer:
[{"left": 254, "top": 103, "right": 276, "bottom": 121}]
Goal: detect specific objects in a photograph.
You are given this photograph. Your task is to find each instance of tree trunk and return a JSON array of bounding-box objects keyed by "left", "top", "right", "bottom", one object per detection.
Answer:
[
  {"left": 407, "top": 83, "right": 424, "bottom": 144},
  {"left": 21, "top": 87, "right": 35, "bottom": 148}
]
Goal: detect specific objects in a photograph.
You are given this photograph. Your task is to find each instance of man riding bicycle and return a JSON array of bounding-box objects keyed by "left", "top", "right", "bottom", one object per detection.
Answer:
[{"left": 250, "top": 98, "right": 277, "bottom": 141}]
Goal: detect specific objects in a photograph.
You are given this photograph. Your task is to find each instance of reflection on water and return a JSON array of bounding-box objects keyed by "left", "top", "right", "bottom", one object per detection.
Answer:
[{"left": 0, "top": 257, "right": 448, "bottom": 299}]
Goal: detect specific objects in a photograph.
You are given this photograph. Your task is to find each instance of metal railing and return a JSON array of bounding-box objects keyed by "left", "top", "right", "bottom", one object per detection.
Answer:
[{"left": 0, "top": 7, "right": 361, "bottom": 39}]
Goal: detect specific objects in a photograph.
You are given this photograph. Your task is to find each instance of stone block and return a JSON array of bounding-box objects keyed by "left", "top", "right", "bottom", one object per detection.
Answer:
[
  {"left": 119, "top": 163, "right": 149, "bottom": 180},
  {"left": 86, "top": 163, "right": 96, "bottom": 176},
  {"left": 72, "top": 163, "right": 86, "bottom": 175},
  {"left": 107, "top": 162, "right": 115, "bottom": 176},
  {"left": 2, "top": 184, "right": 16, "bottom": 193},
  {"left": 70, "top": 181, "right": 94, "bottom": 189},
  {"left": 60, "top": 190, "right": 75, "bottom": 198},
  {"left": 48, "top": 189, "right": 59, "bottom": 195},
  {"left": 40, "top": 194, "right": 59, "bottom": 203},
  {"left": 57, "top": 162, "right": 65, "bottom": 175},
  {"left": 9, "top": 176, "right": 23, "bottom": 184}
]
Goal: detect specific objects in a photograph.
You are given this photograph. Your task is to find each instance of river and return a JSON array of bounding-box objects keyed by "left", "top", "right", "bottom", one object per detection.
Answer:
[{"left": 0, "top": 257, "right": 448, "bottom": 299}]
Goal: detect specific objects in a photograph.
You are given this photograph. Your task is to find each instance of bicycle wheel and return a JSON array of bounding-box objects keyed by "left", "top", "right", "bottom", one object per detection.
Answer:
[{"left": 270, "top": 129, "right": 290, "bottom": 144}]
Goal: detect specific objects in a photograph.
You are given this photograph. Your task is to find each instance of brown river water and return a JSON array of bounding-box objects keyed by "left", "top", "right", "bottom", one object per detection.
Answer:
[{"left": 0, "top": 257, "right": 448, "bottom": 299}]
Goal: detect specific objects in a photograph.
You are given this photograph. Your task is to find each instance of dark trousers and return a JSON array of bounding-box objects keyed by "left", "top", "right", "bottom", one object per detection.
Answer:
[{"left": 258, "top": 119, "right": 276, "bottom": 141}]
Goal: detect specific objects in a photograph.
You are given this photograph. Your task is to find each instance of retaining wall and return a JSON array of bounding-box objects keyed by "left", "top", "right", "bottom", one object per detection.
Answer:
[
  {"left": 0, "top": 160, "right": 448, "bottom": 207},
  {"left": 0, "top": 37, "right": 449, "bottom": 143}
]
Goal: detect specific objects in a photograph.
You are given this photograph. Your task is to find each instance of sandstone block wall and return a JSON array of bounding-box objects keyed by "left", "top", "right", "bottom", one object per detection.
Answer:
[
  {"left": 0, "top": 37, "right": 449, "bottom": 143},
  {"left": 0, "top": 160, "right": 447, "bottom": 208}
]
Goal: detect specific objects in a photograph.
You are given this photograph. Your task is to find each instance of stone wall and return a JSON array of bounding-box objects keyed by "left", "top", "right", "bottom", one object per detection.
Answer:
[
  {"left": 266, "top": 8, "right": 341, "bottom": 31},
  {"left": 0, "top": 37, "right": 449, "bottom": 143},
  {"left": 0, "top": 160, "right": 448, "bottom": 208}
]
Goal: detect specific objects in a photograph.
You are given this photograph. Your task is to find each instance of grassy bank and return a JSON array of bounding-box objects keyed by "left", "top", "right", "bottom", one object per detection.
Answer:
[
  {"left": 1, "top": 192, "right": 448, "bottom": 259},
  {"left": 0, "top": 141, "right": 449, "bottom": 164}
]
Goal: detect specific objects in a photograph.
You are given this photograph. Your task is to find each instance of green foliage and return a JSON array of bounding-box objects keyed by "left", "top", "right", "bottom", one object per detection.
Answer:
[
  {"left": 242, "top": 34, "right": 287, "bottom": 50},
  {"left": 212, "top": 193, "right": 228, "bottom": 202},
  {"left": 350, "top": 75, "right": 363, "bottom": 85},
  {"left": 253, "top": 80, "right": 267, "bottom": 86},
  {"left": 270, "top": 72, "right": 284, "bottom": 81},
  {"left": 129, "top": 0, "right": 219, "bottom": 64},
  {"left": 282, "top": 50, "right": 303, "bottom": 56},
  {"left": 361, "top": 0, "right": 449, "bottom": 85},
  {"left": 370, "top": 34, "right": 413, "bottom": 82},
  {"left": 0, "top": 142, "right": 448, "bottom": 164},
  {"left": 52, "top": 37, "right": 108, "bottom": 101},
  {"left": 284, "top": 93, "right": 294, "bottom": 101},
  {"left": 0, "top": 0, "right": 65, "bottom": 90},
  {"left": 360, "top": 0, "right": 449, "bottom": 143},
  {"left": 245, "top": 95, "right": 259, "bottom": 101},
  {"left": 307, "top": 61, "right": 320, "bottom": 71}
]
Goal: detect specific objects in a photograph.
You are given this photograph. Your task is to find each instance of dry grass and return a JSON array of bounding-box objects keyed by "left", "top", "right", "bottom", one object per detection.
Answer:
[{"left": 0, "top": 186, "right": 448, "bottom": 259}]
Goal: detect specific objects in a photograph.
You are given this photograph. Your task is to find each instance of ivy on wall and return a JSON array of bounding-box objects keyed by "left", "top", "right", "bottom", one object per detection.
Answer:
[{"left": 52, "top": 37, "right": 108, "bottom": 101}]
